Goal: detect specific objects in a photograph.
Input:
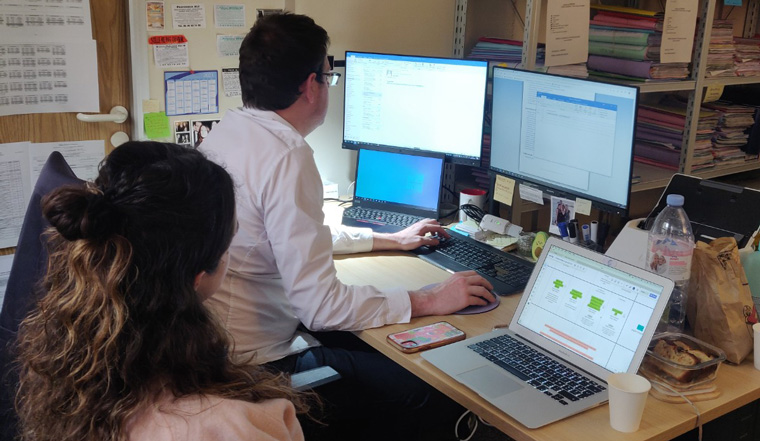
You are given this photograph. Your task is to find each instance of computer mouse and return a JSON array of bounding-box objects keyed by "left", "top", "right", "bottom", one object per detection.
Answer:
[{"left": 419, "top": 283, "right": 500, "bottom": 314}]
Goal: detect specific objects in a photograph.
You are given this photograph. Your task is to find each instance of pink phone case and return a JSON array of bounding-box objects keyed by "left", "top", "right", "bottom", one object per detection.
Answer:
[{"left": 387, "top": 321, "right": 465, "bottom": 353}]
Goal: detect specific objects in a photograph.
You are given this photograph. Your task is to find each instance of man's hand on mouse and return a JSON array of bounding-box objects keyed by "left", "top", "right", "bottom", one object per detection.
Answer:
[
  {"left": 372, "top": 219, "right": 450, "bottom": 251},
  {"left": 408, "top": 271, "right": 495, "bottom": 317}
]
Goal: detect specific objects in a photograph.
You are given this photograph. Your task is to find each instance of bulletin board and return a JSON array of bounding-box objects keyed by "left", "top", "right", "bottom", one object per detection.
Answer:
[{"left": 128, "top": 0, "right": 288, "bottom": 146}]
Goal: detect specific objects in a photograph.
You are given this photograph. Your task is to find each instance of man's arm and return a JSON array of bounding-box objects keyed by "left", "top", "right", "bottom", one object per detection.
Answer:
[
  {"left": 372, "top": 219, "right": 449, "bottom": 251},
  {"left": 407, "top": 271, "right": 495, "bottom": 317}
]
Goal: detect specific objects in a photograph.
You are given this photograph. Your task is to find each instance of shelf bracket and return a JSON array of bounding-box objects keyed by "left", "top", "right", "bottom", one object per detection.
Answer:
[{"left": 452, "top": 0, "right": 467, "bottom": 59}]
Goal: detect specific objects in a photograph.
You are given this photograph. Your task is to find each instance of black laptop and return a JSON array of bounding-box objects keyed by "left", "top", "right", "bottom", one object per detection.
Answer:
[{"left": 342, "top": 149, "right": 444, "bottom": 233}]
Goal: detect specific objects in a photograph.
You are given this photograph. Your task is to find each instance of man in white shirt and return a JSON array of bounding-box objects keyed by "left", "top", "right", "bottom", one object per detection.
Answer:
[{"left": 200, "top": 12, "right": 494, "bottom": 441}]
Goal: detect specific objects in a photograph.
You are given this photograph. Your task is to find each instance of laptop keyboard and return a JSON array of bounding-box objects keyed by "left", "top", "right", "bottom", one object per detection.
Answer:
[
  {"left": 469, "top": 334, "right": 605, "bottom": 405},
  {"left": 343, "top": 207, "right": 424, "bottom": 228},
  {"left": 434, "top": 235, "right": 533, "bottom": 288}
]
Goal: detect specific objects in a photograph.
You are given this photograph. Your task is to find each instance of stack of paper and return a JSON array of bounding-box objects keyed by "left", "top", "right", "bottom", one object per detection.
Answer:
[
  {"left": 733, "top": 38, "right": 760, "bottom": 77},
  {"left": 703, "top": 101, "right": 757, "bottom": 167},
  {"left": 587, "top": 5, "right": 689, "bottom": 81},
  {"left": 706, "top": 20, "right": 736, "bottom": 78}
]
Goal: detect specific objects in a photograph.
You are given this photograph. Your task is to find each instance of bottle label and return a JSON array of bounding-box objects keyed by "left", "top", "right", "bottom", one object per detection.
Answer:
[{"left": 647, "top": 236, "right": 693, "bottom": 282}]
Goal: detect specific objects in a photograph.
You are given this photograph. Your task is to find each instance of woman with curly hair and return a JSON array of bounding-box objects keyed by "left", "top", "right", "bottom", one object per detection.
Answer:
[{"left": 15, "top": 141, "right": 306, "bottom": 441}]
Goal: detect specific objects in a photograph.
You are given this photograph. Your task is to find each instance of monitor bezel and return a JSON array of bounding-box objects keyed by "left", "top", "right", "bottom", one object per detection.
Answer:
[
  {"left": 488, "top": 66, "right": 639, "bottom": 216},
  {"left": 341, "top": 50, "right": 488, "bottom": 167}
]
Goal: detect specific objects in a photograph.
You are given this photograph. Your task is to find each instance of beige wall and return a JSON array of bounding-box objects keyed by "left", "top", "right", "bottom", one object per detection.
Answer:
[{"left": 295, "top": 0, "right": 457, "bottom": 194}]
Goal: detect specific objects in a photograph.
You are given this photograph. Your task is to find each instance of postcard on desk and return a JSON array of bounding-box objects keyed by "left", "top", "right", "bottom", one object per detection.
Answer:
[{"left": 422, "top": 237, "right": 673, "bottom": 428}]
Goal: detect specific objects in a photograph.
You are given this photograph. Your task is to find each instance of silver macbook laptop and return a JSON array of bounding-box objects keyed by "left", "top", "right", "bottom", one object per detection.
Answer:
[{"left": 422, "top": 237, "right": 673, "bottom": 428}]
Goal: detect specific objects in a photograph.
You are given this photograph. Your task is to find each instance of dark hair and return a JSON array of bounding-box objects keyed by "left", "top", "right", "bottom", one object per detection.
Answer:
[
  {"left": 239, "top": 12, "right": 329, "bottom": 110},
  {"left": 16, "top": 142, "right": 305, "bottom": 441}
]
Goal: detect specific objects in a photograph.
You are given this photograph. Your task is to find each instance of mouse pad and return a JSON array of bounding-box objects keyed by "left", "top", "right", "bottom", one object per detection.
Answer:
[{"left": 421, "top": 284, "right": 500, "bottom": 315}]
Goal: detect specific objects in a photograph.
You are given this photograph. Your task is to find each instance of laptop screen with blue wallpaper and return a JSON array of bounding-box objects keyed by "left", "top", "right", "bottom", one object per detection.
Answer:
[{"left": 352, "top": 149, "right": 443, "bottom": 217}]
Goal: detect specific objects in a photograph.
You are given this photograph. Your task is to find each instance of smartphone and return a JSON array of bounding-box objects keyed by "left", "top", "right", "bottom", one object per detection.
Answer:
[{"left": 387, "top": 321, "right": 465, "bottom": 353}]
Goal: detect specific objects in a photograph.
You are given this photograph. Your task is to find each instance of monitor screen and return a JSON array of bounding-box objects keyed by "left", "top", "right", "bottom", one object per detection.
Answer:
[
  {"left": 489, "top": 67, "right": 638, "bottom": 215},
  {"left": 354, "top": 149, "right": 444, "bottom": 213},
  {"left": 342, "top": 51, "right": 488, "bottom": 166}
]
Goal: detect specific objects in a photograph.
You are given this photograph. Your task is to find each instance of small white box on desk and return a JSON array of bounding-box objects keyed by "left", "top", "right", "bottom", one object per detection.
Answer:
[
  {"left": 322, "top": 180, "right": 339, "bottom": 200},
  {"left": 605, "top": 218, "right": 648, "bottom": 270}
]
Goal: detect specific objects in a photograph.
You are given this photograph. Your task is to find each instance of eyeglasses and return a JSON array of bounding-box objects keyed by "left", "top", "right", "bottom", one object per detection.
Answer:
[{"left": 321, "top": 71, "right": 342, "bottom": 87}]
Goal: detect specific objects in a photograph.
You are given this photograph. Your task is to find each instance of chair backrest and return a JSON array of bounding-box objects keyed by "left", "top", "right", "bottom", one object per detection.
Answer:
[{"left": 0, "top": 152, "right": 84, "bottom": 441}]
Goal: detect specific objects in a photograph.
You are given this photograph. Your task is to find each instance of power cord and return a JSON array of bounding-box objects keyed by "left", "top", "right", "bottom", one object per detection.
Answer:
[
  {"left": 648, "top": 379, "right": 703, "bottom": 441},
  {"left": 460, "top": 203, "right": 487, "bottom": 223},
  {"left": 454, "top": 410, "right": 495, "bottom": 441},
  {"left": 454, "top": 410, "right": 478, "bottom": 441}
]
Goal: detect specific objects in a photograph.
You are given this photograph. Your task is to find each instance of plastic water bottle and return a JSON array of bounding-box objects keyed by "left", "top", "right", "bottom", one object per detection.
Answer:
[{"left": 646, "top": 194, "right": 695, "bottom": 333}]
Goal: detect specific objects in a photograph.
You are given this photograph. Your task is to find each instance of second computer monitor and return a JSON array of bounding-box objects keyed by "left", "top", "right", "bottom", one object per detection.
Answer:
[
  {"left": 342, "top": 51, "right": 488, "bottom": 166},
  {"left": 489, "top": 67, "right": 639, "bottom": 216}
]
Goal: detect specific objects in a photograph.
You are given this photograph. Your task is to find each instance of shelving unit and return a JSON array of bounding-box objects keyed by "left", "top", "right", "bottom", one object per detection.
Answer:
[{"left": 452, "top": 0, "right": 760, "bottom": 196}]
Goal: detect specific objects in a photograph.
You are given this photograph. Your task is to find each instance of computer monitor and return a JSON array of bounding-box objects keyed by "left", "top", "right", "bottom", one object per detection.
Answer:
[
  {"left": 342, "top": 51, "right": 488, "bottom": 166},
  {"left": 489, "top": 66, "right": 639, "bottom": 216}
]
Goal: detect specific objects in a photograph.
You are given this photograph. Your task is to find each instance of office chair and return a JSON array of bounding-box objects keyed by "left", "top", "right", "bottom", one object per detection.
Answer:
[{"left": 0, "top": 151, "right": 84, "bottom": 441}]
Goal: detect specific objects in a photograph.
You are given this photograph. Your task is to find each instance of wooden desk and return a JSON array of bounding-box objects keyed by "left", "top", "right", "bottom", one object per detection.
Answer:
[{"left": 334, "top": 252, "right": 760, "bottom": 441}]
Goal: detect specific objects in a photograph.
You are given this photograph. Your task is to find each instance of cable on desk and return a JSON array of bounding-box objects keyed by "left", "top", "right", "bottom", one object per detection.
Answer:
[
  {"left": 460, "top": 203, "right": 486, "bottom": 223},
  {"left": 440, "top": 207, "right": 460, "bottom": 219},
  {"left": 649, "top": 379, "right": 703, "bottom": 441},
  {"left": 454, "top": 410, "right": 478, "bottom": 441}
]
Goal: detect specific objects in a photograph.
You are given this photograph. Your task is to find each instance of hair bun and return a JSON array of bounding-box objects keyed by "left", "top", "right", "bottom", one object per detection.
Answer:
[{"left": 42, "top": 185, "right": 125, "bottom": 241}]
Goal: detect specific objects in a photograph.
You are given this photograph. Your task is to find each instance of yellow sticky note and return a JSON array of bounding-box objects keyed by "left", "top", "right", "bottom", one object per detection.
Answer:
[
  {"left": 703, "top": 84, "right": 724, "bottom": 103},
  {"left": 575, "top": 197, "right": 592, "bottom": 216},
  {"left": 144, "top": 112, "right": 171, "bottom": 139},
  {"left": 142, "top": 99, "right": 160, "bottom": 113},
  {"left": 493, "top": 175, "right": 515, "bottom": 206}
]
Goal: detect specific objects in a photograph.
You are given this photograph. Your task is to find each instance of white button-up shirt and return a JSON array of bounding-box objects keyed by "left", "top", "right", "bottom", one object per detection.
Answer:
[{"left": 200, "top": 107, "right": 411, "bottom": 364}]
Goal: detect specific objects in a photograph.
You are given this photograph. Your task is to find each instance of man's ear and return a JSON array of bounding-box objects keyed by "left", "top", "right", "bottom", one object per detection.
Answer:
[{"left": 302, "top": 72, "right": 319, "bottom": 104}]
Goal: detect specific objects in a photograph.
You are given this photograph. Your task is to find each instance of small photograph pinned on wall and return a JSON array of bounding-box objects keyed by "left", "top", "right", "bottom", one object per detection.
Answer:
[
  {"left": 175, "top": 120, "right": 189, "bottom": 133},
  {"left": 191, "top": 119, "right": 220, "bottom": 148},
  {"left": 175, "top": 132, "right": 192, "bottom": 146},
  {"left": 549, "top": 196, "right": 575, "bottom": 236},
  {"left": 174, "top": 120, "right": 191, "bottom": 147}
]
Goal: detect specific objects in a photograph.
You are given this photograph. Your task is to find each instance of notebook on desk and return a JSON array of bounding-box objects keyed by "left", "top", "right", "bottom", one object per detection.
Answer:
[
  {"left": 422, "top": 237, "right": 673, "bottom": 429},
  {"left": 342, "top": 149, "right": 444, "bottom": 233}
]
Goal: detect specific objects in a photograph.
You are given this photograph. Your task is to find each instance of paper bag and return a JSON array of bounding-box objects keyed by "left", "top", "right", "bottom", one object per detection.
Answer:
[{"left": 686, "top": 237, "right": 757, "bottom": 364}]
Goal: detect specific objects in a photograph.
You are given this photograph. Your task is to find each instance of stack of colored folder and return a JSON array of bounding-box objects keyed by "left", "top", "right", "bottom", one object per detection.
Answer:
[
  {"left": 587, "top": 5, "right": 689, "bottom": 81},
  {"left": 733, "top": 38, "right": 760, "bottom": 77},
  {"left": 703, "top": 101, "right": 757, "bottom": 166},
  {"left": 633, "top": 99, "right": 718, "bottom": 171},
  {"left": 468, "top": 37, "right": 532, "bottom": 63},
  {"left": 467, "top": 37, "right": 588, "bottom": 78},
  {"left": 706, "top": 20, "right": 736, "bottom": 77}
]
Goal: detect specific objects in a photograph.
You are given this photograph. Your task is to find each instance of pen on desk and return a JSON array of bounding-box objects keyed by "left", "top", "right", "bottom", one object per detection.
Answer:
[
  {"left": 558, "top": 221, "right": 569, "bottom": 241},
  {"left": 582, "top": 224, "right": 590, "bottom": 242},
  {"left": 590, "top": 220, "right": 599, "bottom": 243}
]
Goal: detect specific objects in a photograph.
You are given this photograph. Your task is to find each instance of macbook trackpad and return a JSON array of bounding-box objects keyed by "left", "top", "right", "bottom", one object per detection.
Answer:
[{"left": 458, "top": 366, "right": 523, "bottom": 398}]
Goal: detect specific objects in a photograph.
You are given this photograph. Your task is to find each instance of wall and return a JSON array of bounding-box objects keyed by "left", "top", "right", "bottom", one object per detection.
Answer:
[
  {"left": 132, "top": 0, "right": 456, "bottom": 195},
  {"left": 294, "top": 0, "right": 457, "bottom": 194}
]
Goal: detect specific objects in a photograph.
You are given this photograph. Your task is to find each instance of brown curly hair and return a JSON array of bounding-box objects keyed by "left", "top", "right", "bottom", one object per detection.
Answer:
[{"left": 15, "top": 142, "right": 306, "bottom": 441}]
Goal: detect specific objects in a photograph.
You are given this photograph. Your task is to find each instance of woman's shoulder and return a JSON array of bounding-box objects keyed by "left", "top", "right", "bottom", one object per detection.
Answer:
[{"left": 126, "top": 393, "right": 304, "bottom": 441}]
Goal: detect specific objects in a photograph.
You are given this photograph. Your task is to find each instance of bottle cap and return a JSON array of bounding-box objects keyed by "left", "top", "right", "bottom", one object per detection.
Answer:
[{"left": 666, "top": 194, "right": 684, "bottom": 207}]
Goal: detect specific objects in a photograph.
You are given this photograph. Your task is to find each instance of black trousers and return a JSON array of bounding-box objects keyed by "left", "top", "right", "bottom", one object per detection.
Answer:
[{"left": 266, "top": 331, "right": 464, "bottom": 441}]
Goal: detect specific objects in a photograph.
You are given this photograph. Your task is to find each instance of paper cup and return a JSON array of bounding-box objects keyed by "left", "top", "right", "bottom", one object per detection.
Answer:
[
  {"left": 459, "top": 188, "right": 486, "bottom": 222},
  {"left": 754, "top": 323, "right": 760, "bottom": 370},
  {"left": 607, "top": 373, "right": 651, "bottom": 433}
]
